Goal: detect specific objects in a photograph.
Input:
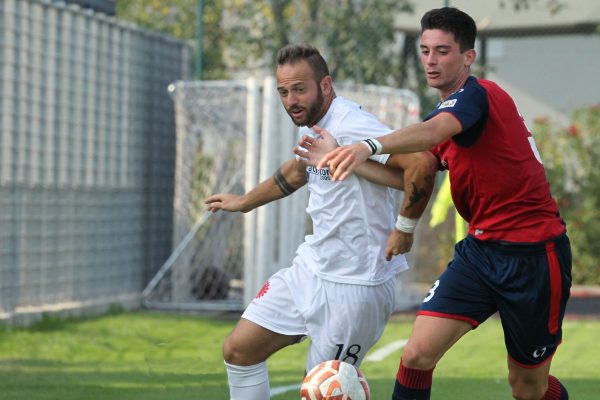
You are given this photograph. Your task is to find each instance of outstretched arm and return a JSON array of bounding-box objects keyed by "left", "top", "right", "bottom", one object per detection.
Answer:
[
  {"left": 294, "top": 126, "right": 405, "bottom": 190},
  {"left": 205, "top": 158, "right": 307, "bottom": 213},
  {"left": 317, "top": 113, "right": 460, "bottom": 181}
]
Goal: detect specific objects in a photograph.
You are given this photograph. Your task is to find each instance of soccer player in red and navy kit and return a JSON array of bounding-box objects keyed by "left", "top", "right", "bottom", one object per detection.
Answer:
[{"left": 314, "top": 7, "right": 572, "bottom": 400}]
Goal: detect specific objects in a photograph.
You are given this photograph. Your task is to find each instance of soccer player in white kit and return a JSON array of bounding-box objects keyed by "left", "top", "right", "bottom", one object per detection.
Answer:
[{"left": 205, "top": 43, "right": 438, "bottom": 400}]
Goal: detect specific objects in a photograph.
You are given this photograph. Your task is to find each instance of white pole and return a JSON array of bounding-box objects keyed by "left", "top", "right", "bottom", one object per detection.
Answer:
[
  {"left": 243, "top": 77, "right": 261, "bottom": 306},
  {"left": 254, "top": 76, "right": 279, "bottom": 296},
  {"left": 277, "top": 108, "right": 301, "bottom": 266}
]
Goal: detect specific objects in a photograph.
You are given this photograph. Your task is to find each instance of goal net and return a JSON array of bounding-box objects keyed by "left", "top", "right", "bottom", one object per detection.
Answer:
[{"left": 142, "top": 78, "right": 421, "bottom": 312}]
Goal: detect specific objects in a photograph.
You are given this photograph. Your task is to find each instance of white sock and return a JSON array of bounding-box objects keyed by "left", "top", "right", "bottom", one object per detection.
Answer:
[{"left": 224, "top": 361, "right": 270, "bottom": 400}]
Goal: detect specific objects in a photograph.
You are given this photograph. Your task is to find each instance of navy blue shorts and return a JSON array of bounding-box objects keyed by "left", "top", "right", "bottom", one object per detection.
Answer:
[{"left": 418, "top": 234, "right": 572, "bottom": 367}]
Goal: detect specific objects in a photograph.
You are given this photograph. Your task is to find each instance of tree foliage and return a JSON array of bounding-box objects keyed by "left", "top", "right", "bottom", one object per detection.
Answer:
[
  {"left": 116, "top": 0, "right": 227, "bottom": 79},
  {"left": 117, "top": 0, "right": 414, "bottom": 84}
]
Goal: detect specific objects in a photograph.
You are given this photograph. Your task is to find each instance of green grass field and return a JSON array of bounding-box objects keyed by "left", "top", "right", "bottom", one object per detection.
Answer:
[{"left": 0, "top": 310, "right": 598, "bottom": 399}]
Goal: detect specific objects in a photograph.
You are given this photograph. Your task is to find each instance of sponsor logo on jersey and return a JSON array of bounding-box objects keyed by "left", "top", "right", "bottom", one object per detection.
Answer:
[
  {"left": 255, "top": 280, "right": 270, "bottom": 299},
  {"left": 475, "top": 229, "right": 484, "bottom": 236},
  {"left": 533, "top": 346, "right": 547, "bottom": 359},
  {"left": 438, "top": 99, "right": 457, "bottom": 109},
  {"left": 307, "top": 166, "right": 331, "bottom": 181}
]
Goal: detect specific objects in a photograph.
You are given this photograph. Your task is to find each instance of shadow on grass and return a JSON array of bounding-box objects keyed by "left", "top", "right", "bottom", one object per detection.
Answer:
[
  {"left": 2, "top": 360, "right": 600, "bottom": 400},
  {"left": 0, "top": 359, "right": 227, "bottom": 400},
  {"left": 2, "top": 305, "right": 127, "bottom": 333}
]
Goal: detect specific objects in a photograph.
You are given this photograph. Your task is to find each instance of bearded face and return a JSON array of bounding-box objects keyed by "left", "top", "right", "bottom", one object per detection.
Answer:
[
  {"left": 285, "top": 85, "right": 325, "bottom": 127},
  {"left": 276, "top": 60, "right": 328, "bottom": 127}
]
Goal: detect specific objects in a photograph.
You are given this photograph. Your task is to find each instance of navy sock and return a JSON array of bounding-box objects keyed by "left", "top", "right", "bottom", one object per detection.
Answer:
[
  {"left": 392, "top": 379, "right": 431, "bottom": 400},
  {"left": 391, "top": 359, "right": 434, "bottom": 400}
]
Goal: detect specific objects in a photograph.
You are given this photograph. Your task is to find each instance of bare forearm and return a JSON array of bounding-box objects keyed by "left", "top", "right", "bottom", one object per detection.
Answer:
[
  {"left": 379, "top": 114, "right": 462, "bottom": 154},
  {"left": 354, "top": 160, "right": 404, "bottom": 190},
  {"left": 400, "top": 167, "right": 436, "bottom": 219},
  {"left": 239, "top": 160, "right": 307, "bottom": 212},
  {"left": 237, "top": 176, "right": 287, "bottom": 212},
  {"left": 382, "top": 152, "right": 436, "bottom": 257},
  {"left": 388, "top": 152, "right": 438, "bottom": 219},
  {"left": 378, "top": 123, "right": 436, "bottom": 154}
]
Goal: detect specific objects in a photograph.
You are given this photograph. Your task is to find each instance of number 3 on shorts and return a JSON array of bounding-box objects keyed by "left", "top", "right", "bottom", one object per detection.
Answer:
[{"left": 423, "top": 279, "right": 440, "bottom": 303}]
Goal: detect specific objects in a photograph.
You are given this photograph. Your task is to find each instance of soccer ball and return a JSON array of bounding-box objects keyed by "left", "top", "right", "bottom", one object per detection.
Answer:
[{"left": 300, "top": 360, "right": 370, "bottom": 400}]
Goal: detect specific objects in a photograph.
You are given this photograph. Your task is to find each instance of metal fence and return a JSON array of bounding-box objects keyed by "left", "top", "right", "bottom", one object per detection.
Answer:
[{"left": 0, "top": 0, "right": 192, "bottom": 324}]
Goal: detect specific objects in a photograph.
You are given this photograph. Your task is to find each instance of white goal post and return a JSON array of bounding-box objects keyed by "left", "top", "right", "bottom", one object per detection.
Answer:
[{"left": 142, "top": 77, "right": 421, "bottom": 312}]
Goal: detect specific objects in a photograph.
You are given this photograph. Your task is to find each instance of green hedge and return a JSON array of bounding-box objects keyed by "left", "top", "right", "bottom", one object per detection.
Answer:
[{"left": 534, "top": 104, "right": 600, "bottom": 285}]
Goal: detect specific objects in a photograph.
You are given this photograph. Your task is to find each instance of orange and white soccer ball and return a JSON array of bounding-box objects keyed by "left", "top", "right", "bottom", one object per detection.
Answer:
[{"left": 300, "top": 360, "right": 370, "bottom": 400}]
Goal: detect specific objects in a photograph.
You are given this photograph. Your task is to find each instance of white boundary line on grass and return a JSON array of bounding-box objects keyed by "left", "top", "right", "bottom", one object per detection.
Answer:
[
  {"left": 271, "top": 384, "right": 301, "bottom": 396},
  {"left": 364, "top": 339, "right": 408, "bottom": 362},
  {"left": 269, "top": 339, "right": 407, "bottom": 397}
]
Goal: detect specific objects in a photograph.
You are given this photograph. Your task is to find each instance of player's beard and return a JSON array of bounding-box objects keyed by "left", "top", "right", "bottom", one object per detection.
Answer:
[{"left": 287, "top": 88, "right": 325, "bottom": 127}]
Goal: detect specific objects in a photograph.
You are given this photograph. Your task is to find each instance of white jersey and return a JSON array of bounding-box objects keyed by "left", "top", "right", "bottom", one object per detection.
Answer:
[{"left": 295, "top": 96, "right": 408, "bottom": 285}]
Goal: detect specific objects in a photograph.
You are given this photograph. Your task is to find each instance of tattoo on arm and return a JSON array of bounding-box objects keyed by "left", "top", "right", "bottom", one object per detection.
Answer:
[
  {"left": 405, "top": 182, "right": 426, "bottom": 210},
  {"left": 405, "top": 175, "right": 435, "bottom": 211},
  {"left": 273, "top": 167, "right": 297, "bottom": 196}
]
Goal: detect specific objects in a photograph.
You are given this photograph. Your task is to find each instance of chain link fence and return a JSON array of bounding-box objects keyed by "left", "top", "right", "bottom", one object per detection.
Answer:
[{"left": 0, "top": 0, "right": 192, "bottom": 324}]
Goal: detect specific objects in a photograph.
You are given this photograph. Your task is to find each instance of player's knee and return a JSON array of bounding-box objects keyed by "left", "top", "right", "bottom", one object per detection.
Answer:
[
  {"left": 223, "top": 334, "right": 268, "bottom": 366},
  {"left": 400, "top": 343, "right": 437, "bottom": 370},
  {"left": 222, "top": 335, "right": 248, "bottom": 365},
  {"left": 509, "top": 375, "right": 548, "bottom": 400}
]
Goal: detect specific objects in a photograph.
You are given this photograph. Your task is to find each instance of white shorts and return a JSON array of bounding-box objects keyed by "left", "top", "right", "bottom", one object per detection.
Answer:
[{"left": 242, "top": 262, "right": 396, "bottom": 370}]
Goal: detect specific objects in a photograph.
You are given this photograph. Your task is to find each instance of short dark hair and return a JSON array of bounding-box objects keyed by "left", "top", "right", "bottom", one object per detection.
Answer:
[
  {"left": 276, "top": 43, "right": 330, "bottom": 82},
  {"left": 421, "top": 7, "right": 476, "bottom": 52}
]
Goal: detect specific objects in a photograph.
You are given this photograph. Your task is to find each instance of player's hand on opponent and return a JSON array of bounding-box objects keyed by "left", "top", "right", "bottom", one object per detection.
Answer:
[
  {"left": 293, "top": 125, "right": 339, "bottom": 167},
  {"left": 317, "top": 141, "right": 372, "bottom": 182},
  {"left": 205, "top": 193, "right": 245, "bottom": 213},
  {"left": 385, "top": 230, "right": 413, "bottom": 260}
]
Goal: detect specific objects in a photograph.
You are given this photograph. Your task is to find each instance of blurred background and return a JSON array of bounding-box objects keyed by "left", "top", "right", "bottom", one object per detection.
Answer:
[{"left": 1, "top": 0, "right": 598, "bottom": 325}]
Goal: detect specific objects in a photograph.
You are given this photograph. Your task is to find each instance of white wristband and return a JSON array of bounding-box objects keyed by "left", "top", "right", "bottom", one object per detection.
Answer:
[
  {"left": 361, "top": 138, "right": 383, "bottom": 155},
  {"left": 395, "top": 215, "right": 419, "bottom": 234}
]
